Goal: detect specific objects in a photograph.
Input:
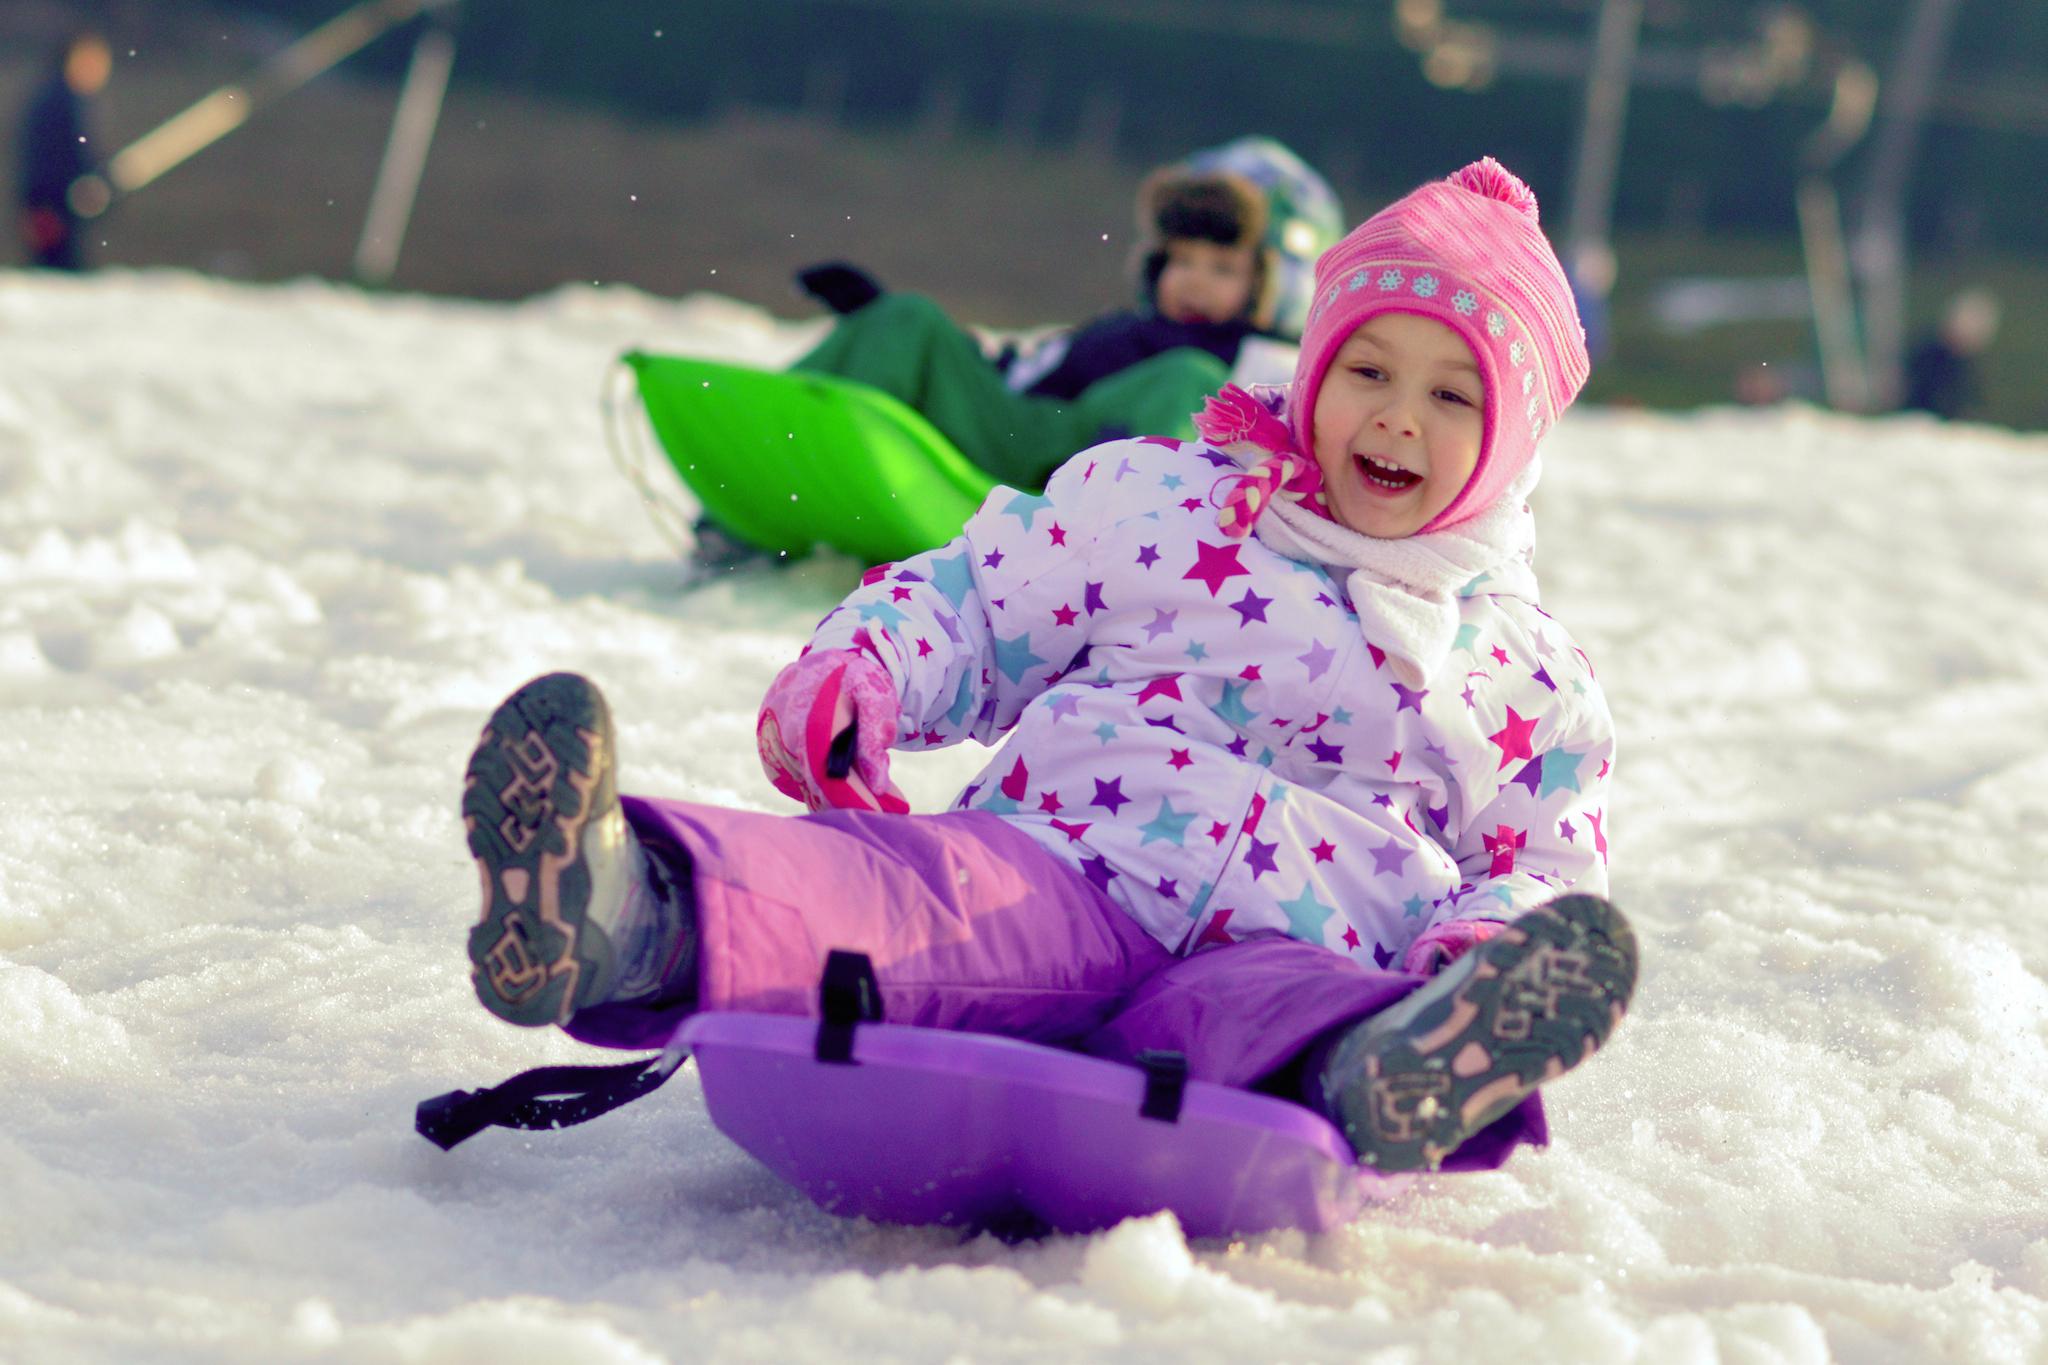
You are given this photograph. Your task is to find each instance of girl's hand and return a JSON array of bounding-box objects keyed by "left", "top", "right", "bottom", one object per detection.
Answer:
[{"left": 756, "top": 649, "right": 911, "bottom": 814}]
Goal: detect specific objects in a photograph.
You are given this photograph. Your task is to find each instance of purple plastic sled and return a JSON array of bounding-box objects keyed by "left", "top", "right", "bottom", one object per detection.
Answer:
[{"left": 676, "top": 1010, "right": 1409, "bottom": 1237}]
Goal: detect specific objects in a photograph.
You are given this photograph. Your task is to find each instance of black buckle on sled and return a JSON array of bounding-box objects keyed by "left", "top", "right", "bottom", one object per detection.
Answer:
[
  {"left": 816, "top": 948, "right": 883, "bottom": 1064},
  {"left": 1136, "top": 1049, "right": 1189, "bottom": 1124},
  {"left": 414, "top": 1050, "right": 686, "bottom": 1151}
]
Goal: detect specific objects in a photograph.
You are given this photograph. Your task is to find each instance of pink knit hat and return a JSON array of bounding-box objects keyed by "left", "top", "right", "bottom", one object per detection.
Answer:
[{"left": 1288, "top": 157, "right": 1590, "bottom": 533}]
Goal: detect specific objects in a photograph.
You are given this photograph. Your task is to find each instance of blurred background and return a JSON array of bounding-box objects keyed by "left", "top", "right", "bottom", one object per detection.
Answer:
[{"left": 6, "top": 0, "right": 2044, "bottom": 427}]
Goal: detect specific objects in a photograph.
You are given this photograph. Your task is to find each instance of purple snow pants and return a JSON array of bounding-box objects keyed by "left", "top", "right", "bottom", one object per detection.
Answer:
[{"left": 565, "top": 796, "right": 1544, "bottom": 1162}]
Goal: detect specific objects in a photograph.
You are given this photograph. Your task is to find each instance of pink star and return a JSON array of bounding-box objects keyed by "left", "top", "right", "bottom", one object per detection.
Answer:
[
  {"left": 1136, "top": 674, "right": 1184, "bottom": 705},
  {"left": 1050, "top": 818, "right": 1092, "bottom": 842},
  {"left": 1194, "top": 908, "right": 1236, "bottom": 948},
  {"left": 1384, "top": 749, "right": 1402, "bottom": 772},
  {"left": 1183, "top": 540, "right": 1251, "bottom": 598},
  {"left": 1367, "top": 642, "right": 1386, "bottom": 670},
  {"left": 1208, "top": 821, "right": 1230, "bottom": 843},
  {"left": 1488, "top": 706, "right": 1538, "bottom": 770},
  {"left": 1342, "top": 925, "right": 1361, "bottom": 950},
  {"left": 1240, "top": 664, "right": 1262, "bottom": 681},
  {"left": 890, "top": 585, "right": 913, "bottom": 602},
  {"left": 1049, "top": 522, "right": 1067, "bottom": 546},
  {"left": 1167, "top": 748, "right": 1193, "bottom": 771},
  {"left": 1052, "top": 604, "right": 1079, "bottom": 626},
  {"left": 916, "top": 638, "right": 932, "bottom": 658},
  {"left": 999, "top": 757, "right": 1030, "bottom": 801},
  {"left": 1311, "top": 839, "right": 1336, "bottom": 863},
  {"left": 1491, "top": 645, "right": 1510, "bottom": 666},
  {"left": 1039, "top": 790, "right": 1064, "bottom": 814},
  {"left": 1588, "top": 809, "right": 1608, "bottom": 861}
]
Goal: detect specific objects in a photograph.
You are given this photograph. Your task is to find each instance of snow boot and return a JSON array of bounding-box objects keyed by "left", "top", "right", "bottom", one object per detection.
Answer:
[
  {"left": 1314, "top": 894, "right": 1638, "bottom": 1172},
  {"left": 796, "top": 260, "right": 885, "bottom": 316},
  {"left": 461, "top": 672, "right": 696, "bottom": 1027}
]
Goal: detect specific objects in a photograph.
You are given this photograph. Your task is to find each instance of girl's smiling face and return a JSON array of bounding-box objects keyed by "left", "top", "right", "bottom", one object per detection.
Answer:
[{"left": 1309, "top": 312, "right": 1485, "bottom": 538}]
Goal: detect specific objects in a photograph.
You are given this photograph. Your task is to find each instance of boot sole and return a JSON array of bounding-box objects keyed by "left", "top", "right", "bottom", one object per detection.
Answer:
[
  {"left": 461, "top": 672, "right": 621, "bottom": 1027},
  {"left": 1337, "top": 894, "right": 1638, "bottom": 1172}
]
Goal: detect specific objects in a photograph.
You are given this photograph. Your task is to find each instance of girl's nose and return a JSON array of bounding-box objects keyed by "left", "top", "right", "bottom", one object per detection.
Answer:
[{"left": 1373, "top": 403, "right": 1417, "bottom": 439}]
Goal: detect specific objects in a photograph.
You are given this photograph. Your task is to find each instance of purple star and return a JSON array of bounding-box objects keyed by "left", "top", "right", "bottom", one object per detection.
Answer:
[
  {"left": 1243, "top": 836, "right": 1280, "bottom": 880},
  {"left": 1226, "top": 736, "right": 1250, "bottom": 757},
  {"left": 1136, "top": 544, "right": 1160, "bottom": 568},
  {"left": 1428, "top": 804, "right": 1450, "bottom": 831},
  {"left": 1559, "top": 818, "right": 1576, "bottom": 842},
  {"left": 1047, "top": 693, "right": 1082, "bottom": 721},
  {"left": 1115, "top": 457, "right": 1138, "bottom": 481},
  {"left": 1157, "top": 877, "right": 1180, "bottom": 900},
  {"left": 1307, "top": 736, "right": 1344, "bottom": 764},
  {"left": 1369, "top": 838, "right": 1411, "bottom": 876},
  {"left": 1299, "top": 639, "right": 1335, "bottom": 680},
  {"left": 1195, "top": 447, "right": 1234, "bottom": 468},
  {"left": 1091, "top": 777, "right": 1130, "bottom": 814},
  {"left": 1183, "top": 540, "right": 1251, "bottom": 598},
  {"left": 1229, "top": 588, "right": 1273, "bottom": 628},
  {"left": 1511, "top": 757, "right": 1544, "bottom": 797},
  {"left": 1142, "top": 607, "right": 1179, "bottom": 640},
  {"left": 1083, "top": 581, "right": 1109, "bottom": 616},
  {"left": 1533, "top": 665, "right": 1557, "bottom": 692},
  {"left": 1391, "top": 682, "right": 1429, "bottom": 713},
  {"left": 1080, "top": 854, "right": 1118, "bottom": 891},
  {"left": 982, "top": 548, "right": 1004, "bottom": 569}
]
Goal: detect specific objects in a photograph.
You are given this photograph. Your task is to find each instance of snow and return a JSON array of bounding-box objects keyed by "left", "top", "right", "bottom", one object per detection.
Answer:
[{"left": 3, "top": 267, "right": 2046, "bottom": 1364}]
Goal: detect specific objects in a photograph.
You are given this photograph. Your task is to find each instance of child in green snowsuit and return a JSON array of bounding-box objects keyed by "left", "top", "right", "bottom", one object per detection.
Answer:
[{"left": 788, "top": 168, "right": 1279, "bottom": 492}]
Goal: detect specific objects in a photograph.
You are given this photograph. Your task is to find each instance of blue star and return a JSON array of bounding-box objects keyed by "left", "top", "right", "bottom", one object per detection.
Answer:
[
  {"left": 929, "top": 553, "right": 975, "bottom": 608},
  {"left": 1453, "top": 623, "right": 1482, "bottom": 654},
  {"left": 1277, "top": 882, "right": 1338, "bottom": 940},
  {"left": 1538, "top": 748, "right": 1587, "bottom": 798},
  {"left": 1093, "top": 721, "right": 1120, "bottom": 746},
  {"left": 857, "top": 599, "right": 906, "bottom": 629},
  {"left": 1184, "top": 640, "right": 1209, "bottom": 662},
  {"left": 1212, "top": 680, "right": 1258, "bottom": 728},
  {"left": 1138, "top": 797, "right": 1196, "bottom": 846},
  {"left": 1159, "top": 473, "right": 1184, "bottom": 492},
  {"left": 1331, "top": 707, "right": 1354, "bottom": 726},
  {"left": 978, "top": 792, "right": 1022, "bottom": 816},
  {"left": 993, "top": 632, "right": 1047, "bottom": 684},
  {"left": 1401, "top": 895, "right": 1431, "bottom": 920},
  {"left": 945, "top": 673, "right": 977, "bottom": 726},
  {"left": 1002, "top": 491, "right": 1053, "bottom": 530}
]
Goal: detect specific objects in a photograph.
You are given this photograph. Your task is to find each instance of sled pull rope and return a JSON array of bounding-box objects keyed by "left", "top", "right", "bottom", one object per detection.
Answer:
[
  {"left": 414, "top": 1038, "right": 690, "bottom": 1151},
  {"left": 816, "top": 949, "right": 884, "bottom": 1064},
  {"left": 603, "top": 356, "right": 699, "bottom": 558}
]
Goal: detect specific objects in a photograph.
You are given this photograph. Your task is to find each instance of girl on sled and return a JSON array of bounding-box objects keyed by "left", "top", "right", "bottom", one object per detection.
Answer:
[{"left": 463, "top": 157, "right": 1637, "bottom": 1174}]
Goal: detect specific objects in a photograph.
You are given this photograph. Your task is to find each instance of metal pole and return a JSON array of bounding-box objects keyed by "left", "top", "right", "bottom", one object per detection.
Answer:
[
  {"left": 103, "top": 0, "right": 457, "bottom": 199},
  {"left": 1853, "top": 0, "right": 1966, "bottom": 410},
  {"left": 1797, "top": 60, "right": 1879, "bottom": 411},
  {"left": 354, "top": 15, "right": 458, "bottom": 287},
  {"left": 1563, "top": 0, "right": 1643, "bottom": 287}
]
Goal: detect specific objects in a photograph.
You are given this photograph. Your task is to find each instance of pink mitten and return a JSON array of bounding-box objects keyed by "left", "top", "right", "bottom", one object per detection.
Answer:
[
  {"left": 1402, "top": 918, "right": 1507, "bottom": 975},
  {"left": 757, "top": 649, "right": 910, "bottom": 813}
]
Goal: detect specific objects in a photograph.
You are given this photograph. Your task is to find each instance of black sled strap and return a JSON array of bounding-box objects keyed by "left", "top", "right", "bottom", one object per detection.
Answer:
[
  {"left": 1135, "top": 1049, "right": 1189, "bottom": 1123},
  {"left": 816, "top": 948, "right": 883, "bottom": 1063},
  {"left": 415, "top": 1050, "right": 684, "bottom": 1151}
]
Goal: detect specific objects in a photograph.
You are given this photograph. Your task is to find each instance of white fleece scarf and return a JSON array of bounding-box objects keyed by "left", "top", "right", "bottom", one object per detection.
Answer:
[{"left": 1252, "top": 460, "right": 1543, "bottom": 688}]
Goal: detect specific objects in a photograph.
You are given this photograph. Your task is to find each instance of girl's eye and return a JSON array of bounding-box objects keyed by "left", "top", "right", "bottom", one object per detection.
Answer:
[
  {"left": 1350, "top": 365, "right": 1384, "bottom": 380},
  {"left": 1436, "top": 389, "right": 1475, "bottom": 406}
]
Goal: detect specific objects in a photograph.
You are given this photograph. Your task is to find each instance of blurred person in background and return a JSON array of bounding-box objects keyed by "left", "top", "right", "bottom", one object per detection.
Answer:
[
  {"left": 1901, "top": 287, "right": 2001, "bottom": 421},
  {"left": 14, "top": 27, "right": 113, "bottom": 272}
]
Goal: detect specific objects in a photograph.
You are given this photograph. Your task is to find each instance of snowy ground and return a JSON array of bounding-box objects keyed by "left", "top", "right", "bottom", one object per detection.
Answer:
[{"left": 2, "top": 268, "right": 2045, "bottom": 1365}]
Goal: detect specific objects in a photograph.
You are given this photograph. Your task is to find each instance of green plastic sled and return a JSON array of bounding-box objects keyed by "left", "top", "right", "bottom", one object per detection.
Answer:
[{"left": 623, "top": 351, "right": 999, "bottom": 565}]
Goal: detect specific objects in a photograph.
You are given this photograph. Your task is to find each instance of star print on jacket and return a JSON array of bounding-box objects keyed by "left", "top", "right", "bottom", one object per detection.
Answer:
[{"left": 805, "top": 437, "right": 1615, "bottom": 963}]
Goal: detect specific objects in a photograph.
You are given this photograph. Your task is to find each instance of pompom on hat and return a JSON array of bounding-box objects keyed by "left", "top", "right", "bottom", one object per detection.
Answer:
[{"left": 1288, "top": 157, "right": 1590, "bottom": 533}]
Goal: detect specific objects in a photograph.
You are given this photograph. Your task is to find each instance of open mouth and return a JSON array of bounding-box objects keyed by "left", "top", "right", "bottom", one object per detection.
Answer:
[{"left": 1355, "top": 454, "right": 1422, "bottom": 493}]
